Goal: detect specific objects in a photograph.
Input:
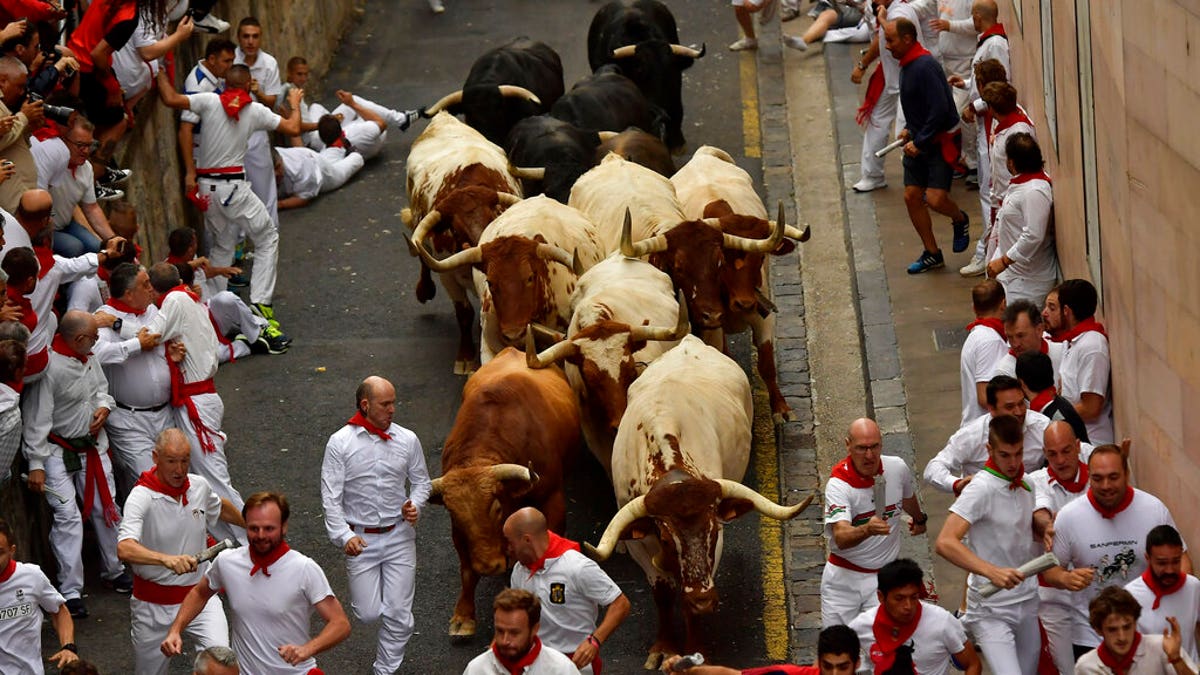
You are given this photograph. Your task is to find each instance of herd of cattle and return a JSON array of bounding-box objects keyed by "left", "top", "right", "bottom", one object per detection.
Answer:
[{"left": 400, "top": 1, "right": 815, "bottom": 668}]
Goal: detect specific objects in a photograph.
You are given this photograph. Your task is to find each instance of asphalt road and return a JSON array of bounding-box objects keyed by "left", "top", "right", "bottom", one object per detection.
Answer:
[{"left": 67, "top": 2, "right": 790, "bottom": 672}]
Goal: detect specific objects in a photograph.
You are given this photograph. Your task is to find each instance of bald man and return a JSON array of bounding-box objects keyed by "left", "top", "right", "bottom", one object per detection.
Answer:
[
  {"left": 23, "top": 310, "right": 128, "bottom": 618},
  {"left": 821, "top": 418, "right": 927, "bottom": 626},
  {"left": 505, "top": 507, "right": 630, "bottom": 673},
  {"left": 0, "top": 56, "right": 41, "bottom": 213},
  {"left": 320, "top": 376, "right": 431, "bottom": 675}
]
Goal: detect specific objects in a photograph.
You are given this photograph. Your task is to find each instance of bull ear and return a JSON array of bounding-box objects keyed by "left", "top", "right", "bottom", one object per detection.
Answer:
[
  {"left": 619, "top": 517, "right": 656, "bottom": 541},
  {"left": 533, "top": 233, "right": 547, "bottom": 245},
  {"left": 716, "top": 497, "right": 754, "bottom": 524},
  {"left": 772, "top": 240, "right": 796, "bottom": 256}
]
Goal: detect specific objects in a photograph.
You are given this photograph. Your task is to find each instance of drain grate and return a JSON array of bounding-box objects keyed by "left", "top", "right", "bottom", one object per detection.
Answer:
[{"left": 932, "top": 326, "right": 969, "bottom": 352}]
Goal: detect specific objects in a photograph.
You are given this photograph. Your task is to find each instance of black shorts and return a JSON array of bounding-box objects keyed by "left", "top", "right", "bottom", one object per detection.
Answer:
[
  {"left": 815, "top": 0, "right": 863, "bottom": 28},
  {"left": 902, "top": 148, "right": 954, "bottom": 191},
  {"left": 79, "top": 72, "right": 126, "bottom": 127}
]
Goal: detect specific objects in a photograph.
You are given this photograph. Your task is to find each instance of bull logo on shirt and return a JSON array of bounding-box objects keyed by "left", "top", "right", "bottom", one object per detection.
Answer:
[
  {"left": 549, "top": 582, "right": 566, "bottom": 605},
  {"left": 1096, "top": 549, "right": 1137, "bottom": 585}
]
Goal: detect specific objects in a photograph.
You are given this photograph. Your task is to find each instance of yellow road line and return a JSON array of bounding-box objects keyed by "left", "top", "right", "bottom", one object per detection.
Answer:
[
  {"left": 751, "top": 354, "right": 788, "bottom": 661},
  {"left": 740, "top": 52, "right": 762, "bottom": 158}
]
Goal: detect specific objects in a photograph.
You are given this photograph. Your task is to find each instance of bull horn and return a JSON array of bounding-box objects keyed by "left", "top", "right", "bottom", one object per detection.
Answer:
[
  {"left": 722, "top": 206, "right": 784, "bottom": 253},
  {"left": 498, "top": 85, "right": 542, "bottom": 105},
  {"left": 425, "top": 90, "right": 463, "bottom": 115},
  {"left": 413, "top": 240, "right": 483, "bottom": 273},
  {"left": 670, "top": 43, "right": 705, "bottom": 59},
  {"left": 715, "top": 479, "right": 814, "bottom": 520},
  {"left": 536, "top": 243, "right": 575, "bottom": 270},
  {"left": 630, "top": 290, "right": 690, "bottom": 342},
  {"left": 490, "top": 463, "right": 538, "bottom": 484},
  {"left": 411, "top": 209, "right": 443, "bottom": 250},
  {"left": 611, "top": 44, "right": 637, "bottom": 59},
  {"left": 496, "top": 191, "right": 523, "bottom": 206},
  {"left": 508, "top": 164, "right": 546, "bottom": 181},
  {"left": 619, "top": 208, "right": 668, "bottom": 258},
  {"left": 785, "top": 224, "right": 812, "bottom": 242},
  {"left": 526, "top": 335, "right": 579, "bottom": 369},
  {"left": 585, "top": 495, "right": 649, "bottom": 561},
  {"left": 597, "top": 131, "right": 619, "bottom": 141}
]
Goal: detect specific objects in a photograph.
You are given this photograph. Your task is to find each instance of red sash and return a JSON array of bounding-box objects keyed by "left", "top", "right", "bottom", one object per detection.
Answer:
[
  {"left": 828, "top": 553, "right": 879, "bottom": 574},
  {"left": 48, "top": 433, "right": 120, "bottom": 527},
  {"left": 33, "top": 245, "right": 54, "bottom": 280},
  {"left": 168, "top": 364, "right": 219, "bottom": 454},
  {"left": 132, "top": 576, "right": 194, "bottom": 605},
  {"left": 207, "top": 309, "right": 235, "bottom": 363},
  {"left": 856, "top": 64, "right": 886, "bottom": 127}
]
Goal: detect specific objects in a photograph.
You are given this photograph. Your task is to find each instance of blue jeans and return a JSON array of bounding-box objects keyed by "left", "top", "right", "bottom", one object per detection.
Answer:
[{"left": 52, "top": 221, "right": 102, "bottom": 257}]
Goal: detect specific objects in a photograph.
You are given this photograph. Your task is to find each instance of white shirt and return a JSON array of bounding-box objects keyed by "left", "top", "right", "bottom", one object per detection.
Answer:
[
  {"left": 991, "top": 334, "right": 1064, "bottom": 382},
  {"left": 985, "top": 111, "right": 1036, "bottom": 218},
  {"left": 327, "top": 118, "right": 386, "bottom": 161},
  {"left": 824, "top": 455, "right": 916, "bottom": 570},
  {"left": 993, "top": 178, "right": 1057, "bottom": 299},
  {"left": 320, "top": 423, "right": 432, "bottom": 547},
  {"left": 186, "top": 92, "right": 282, "bottom": 171},
  {"left": 1075, "top": 634, "right": 1197, "bottom": 674},
  {"left": 959, "top": 323, "right": 1009, "bottom": 424},
  {"left": 24, "top": 348, "right": 115, "bottom": 472},
  {"left": 950, "top": 466, "right": 1040, "bottom": 607},
  {"left": 511, "top": 549, "right": 623, "bottom": 654},
  {"left": 234, "top": 48, "right": 282, "bottom": 100},
  {"left": 112, "top": 17, "right": 160, "bottom": 99},
  {"left": 1053, "top": 488, "right": 1183, "bottom": 647},
  {"left": 0, "top": 210, "right": 28, "bottom": 257},
  {"left": 277, "top": 146, "right": 323, "bottom": 200},
  {"left": 94, "top": 303, "right": 171, "bottom": 408},
  {"left": 1029, "top": 462, "right": 1090, "bottom": 609},
  {"left": 1127, "top": 574, "right": 1200, "bottom": 662},
  {"left": 0, "top": 561, "right": 67, "bottom": 675},
  {"left": 879, "top": 1, "right": 924, "bottom": 95},
  {"left": 146, "top": 289, "right": 219, "bottom": 384},
  {"left": 181, "top": 61, "right": 223, "bottom": 127},
  {"left": 205, "top": 546, "right": 334, "bottom": 675},
  {"left": 1058, "top": 329, "right": 1114, "bottom": 444},
  {"left": 967, "top": 30, "right": 1011, "bottom": 104},
  {"left": 28, "top": 254, "right": 98, "bottom": 359},
  {"left": 849, "top": 602, "right": 968, "bottom": 675},
  {"left": 118, "top": 474, "right": 222, "bottom": 586},
  {"left": 923, "top": 410, "right": 1050, "bottom": 494},
  {"left": 32, "top": 137, "right": 98, "bottom": 230},
  {"left": 935, "top": 0, "right": 977, "bottom": 66},
  {"left": 462, "top": 641, "right": 579, "bottom": 675}
]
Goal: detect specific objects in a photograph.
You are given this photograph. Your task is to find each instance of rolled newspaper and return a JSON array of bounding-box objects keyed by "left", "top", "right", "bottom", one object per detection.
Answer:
[
  {"left": 670, "top": 653, "right": 706, "bottom": 671},
  {"left": 979, "top": 552, "right": 1060, "bottom": 598},
  {"left": 194, "top": 538, "right": 240, "bottom": 564},
  {"left": 874, "top": 138, "right": 907, "bottom": 158},
  {"left": 21, "top": 473, "right": 67, "bottom": 504},
  {"left": 872, "top": 474, "right": 888, "bottom": 520}
]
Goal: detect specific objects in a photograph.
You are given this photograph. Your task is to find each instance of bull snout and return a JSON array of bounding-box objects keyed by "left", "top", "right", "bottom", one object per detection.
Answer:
[
  {"left": 683, "top": 588, "right": 719, "bottom": 615},
  {"left": 729, "top": 295, "right": 757, "bottom": 313},
  {"left": 502, "top": 325, "right": 527, "bottom": 343},
  {"left": 698, "top": 309, "right": 723, "bottom": 328}
]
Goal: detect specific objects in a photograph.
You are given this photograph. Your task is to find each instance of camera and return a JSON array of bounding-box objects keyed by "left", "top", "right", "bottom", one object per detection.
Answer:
[{"left": 26, "top": 92, "right": 74, "bottom": 126}]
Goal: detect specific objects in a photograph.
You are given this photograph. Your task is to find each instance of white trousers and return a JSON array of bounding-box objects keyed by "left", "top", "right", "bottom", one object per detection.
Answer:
[
  {"left": 208, "top": 291, "right": 267, "bottom": 342},
  {"left": 199, "top": 177, "right": 278, "bottom": 305},
  {"left": 346, "top": 524, "right": 417, "bottom": 675},
  {"left": 820, "top": 562, "right": 880, "bottom": 628},
  {"left": 245, "top": 130, "right": 279, "bottom": 228},
  {"left": 308, "top": 96, "right": 401, "bottom": 154},
  {"left": 173, "top": 392, "right": 244, "bottom": 544},
  {"left": 972, "top": 118, "right": 992, "bottom": 259},
  {"left": 859, "top": 90, "right": 902, "bottom": 183},
  {"left": 318, "top": 151, "right": 365, "bottom": 193},
  {"left": 131, "top": 594, "right": 228, "bottom": 675},
  {"left": 964, "top": 596, "right": 1041, "bottom": 675},
  {"left": 106, "top": 405, "right": 173, "bottom": 485},
  {"left": 1040, "top": 598, "right": 1076, "bottom": 675},
  {"left": 44, "top": 443, "right": 125, "bottom": 598}
]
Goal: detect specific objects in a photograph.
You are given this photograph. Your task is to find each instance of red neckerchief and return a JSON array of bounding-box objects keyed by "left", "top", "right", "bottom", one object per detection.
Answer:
[
  {"left": 492, "top": 636, "right": 543, "bottom": 675},
  {"left": 830, "top": 456, "right": 883, "bottom": 489},
  {"left": 870, "top": 603, "right": 922, "bottom": 673},
  {"left": 856, "top": 64, "right": 885, "bottom": 127},
  {"left": 1088, "top": 486, "right": 1135, "bottom": 519},
  {"left": 330, "top": 134, "right": 349, "bottom": 149},
  {"left": 1048, "top": 461, "right": 1088, "bottom": 494},
  {"left": 164, "top": 254, "right": 190, "bottom": 265},
  {"left": 51, "top": 333, "right": 86, "bottom": 364},
  {"left": 897, "top": 41, "right": 932, "bottom": 68},
  {"left": 1011, "top": 171, "right": 1053, "bottom": 186},
  {"left": 249, "top": 541, "right": 291, "bottom": 577},
  {"left": 348, "top": 411, "right": 391, "bottom": 440},
  {"left": 1141, "top": 568, "right": 1186, "bottom": 610},
  {"left": 0, "top": 559, "right": 15, "bottom": 584},
  {"left": 1009, "top": 337, "right": 1050, "bottom": 357},
  {"left": 135, "top": 467, "right": 189, "bottom": 505},
  {"left": 106, "top": 297, "right": 146, "bottom": 317},
  {"left": 218, "top": 88, "right": 252, "bottom": 120},
  {"left": 966, "top": 316, "right": 1006, "bottom": 340},
  {"left": 525, "top": 531, "right": 581, "bottom": 578},
  {"left": 1097, "top": 631, "right": 1140, "bottom": 675},
  {"left": 983, "top": 457, "right": 1029, "bottom": 491},
  {"left": 155, "top": 284, "right": 200, "bottom": 308},
  {"left": 33, "top": 245, "right": 54, "bottom": 280},
  {"left": 992, "top": 108, "right": 1033, "bottom": 135},
  {"left": 1051, "top": 317, "right": 1107, "bottom": 343},
  {"left": 1029, "top": 387, "right": 1056, "bottom": 413},
  {"left": 6, "top": 288, "right": 35, "bottom": 332},
  {"left": 977, "top": 23, "right": 1008, "bottom": 48}
]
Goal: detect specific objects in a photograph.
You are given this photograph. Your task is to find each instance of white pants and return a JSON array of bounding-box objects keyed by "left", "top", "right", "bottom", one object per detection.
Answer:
[
  {"left": 245, "top": 130, "right": 279, "bottom": 228},
  {"left": 199, "top": 177, "right": 278, "bottom": 305},
  {"left": 131, "top": 594, "right": 228, "bottom": 675},
  {"left": 309, "top": 96, "right": 402, "bottom": 153},
  {"left": 1039, "top": 598, "right": 1075, "bottom": 675},
  {"left": 208, "top": 291, "right": 267, "bottom": 342},
  {"left": 964, "top": 596, "right": 1041, "bottom": 675},
  {"left": 106, "top": 405, "right": 173, "bottom": 485},
  {"left": 317, "top": 151, "right": 365, "bottom": 193},
  {"left": 972, "top": 118, "right": 992, "bottom": 259},
  {"left": 44, "top": 443, "right": 125, "bottom": 598},
  {"left": 859, "top": 90, "right": 902, "bottom": 183},
  {"left": 820, "top": 562, "right": 880, "bottom": 628},
  {"left": 173, "top": 392, "right": 244, "bottom": 544},
  {"left": 346, "top": 524, "right": 417, "bottom": 674}
]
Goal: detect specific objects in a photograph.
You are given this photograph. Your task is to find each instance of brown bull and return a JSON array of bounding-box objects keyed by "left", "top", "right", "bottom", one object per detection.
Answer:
[{"left": 427, "top": 347, "right": 581, "bottom": 637}]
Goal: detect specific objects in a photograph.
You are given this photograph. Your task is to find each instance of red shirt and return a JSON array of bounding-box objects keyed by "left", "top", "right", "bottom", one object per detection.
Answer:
[{"left": 65, "top": 0, "right": 138, "bottom": 72}]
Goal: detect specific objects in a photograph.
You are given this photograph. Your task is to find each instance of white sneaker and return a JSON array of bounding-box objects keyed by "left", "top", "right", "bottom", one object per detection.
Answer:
[
  {"left": 429, "top": 0, "right": 445, "bottom": 13},
  {"left": 783, "top": 35, "right": 808, "bottom": 51},
  {"left": 729, "top": 37, "right": 759, "bottom": 51},
  {"left": 852, "top": 177, "right": 887, "bottom": 193},
  {"left": 192, "top": 14, "right": 230, "bottom": 34},
  {"left": 959, "top": 254, "right": 987, "bottom": 277}
]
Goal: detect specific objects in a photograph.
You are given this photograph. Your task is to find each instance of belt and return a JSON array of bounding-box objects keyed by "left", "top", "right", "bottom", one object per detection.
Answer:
[
  {"left": 114, "top": 400, "right": 169, "bottom": 413},
  {"left": 827, "top": 553, "right": 879, "bottom": 574},
  {"left": 197, "top": 166, "right": 245, "bottom": 181},
  {"left": 350, "top": 523, "right": 396, "bottom": 535},
  {"left": 199, "top": 172, "right": 245, "bottom": 181},
  {"left": 133, "top": 575, "right": 194, "bottom": 605}
]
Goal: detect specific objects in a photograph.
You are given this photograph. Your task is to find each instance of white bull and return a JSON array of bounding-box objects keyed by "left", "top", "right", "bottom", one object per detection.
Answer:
[{"left": 568, "top": 152, "right": 685, "bottom": 254}]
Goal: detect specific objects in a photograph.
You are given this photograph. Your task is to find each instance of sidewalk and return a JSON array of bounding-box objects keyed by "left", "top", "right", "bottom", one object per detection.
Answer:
[{"left": 752, "top": 12, "right": 991, "bottom": 661}]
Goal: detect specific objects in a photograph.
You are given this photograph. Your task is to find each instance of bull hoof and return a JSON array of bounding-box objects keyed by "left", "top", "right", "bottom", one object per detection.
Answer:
[
  {"left": 773, "top": 408, "right": 797, "bottom": 425},
  {"left": 416, "top": 280, "right": 437, "bottom": 304},
  {"left": 643, "top": 651, "right": 666, "bottom": 670},
  {"left": 453, "top": 359, "right": 479, "bottom": 376},
  {"left": 448, "top": 617, "right": 476, "bottom": 637}
]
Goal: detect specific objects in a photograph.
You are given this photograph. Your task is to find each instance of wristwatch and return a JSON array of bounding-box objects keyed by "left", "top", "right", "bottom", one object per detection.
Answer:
[{"left": 112, "top": 318, "right": 123, "bottom": 333}]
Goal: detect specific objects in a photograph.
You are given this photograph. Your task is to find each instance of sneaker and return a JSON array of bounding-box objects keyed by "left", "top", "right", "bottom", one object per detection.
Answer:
[
  {"left": 729, "top": 37, "right": 758, "bottom": 51},
  {"left": 951, "top": 211, "right": 970, "bottom": 253},
  {"left": 66, "top": 597, "right": 88, "bottom": 618},
  {"left": 254, "top": 331, "right": 289, "bottom": 355},
  {"left": 783, "top": 34, "right": 808, "bottom": 51},
  {"left": 251, "top": 303, "right": 281, "bottom": 330},
  {"left": 852, "top": 177, "right": 887, "bottom": 193},
  {"left": 233, "top": 242, "right": 245, "bottom": 266},
  {"left": 959, "top": 253, "right": 987, "bottom": 277},
  {"left": 95, "top": 184, "right": 124, "bottom": 202},
  {"left": 965, "top": 174, "right": 980, "bottom": 190},
  {"left": 226, "top": 273, "right": 249, "bottom": 288},
  {"left": 399, "top": 109, "right": 420, "bottom": 132},
  {"left": 429, "top": 0, "right": 445, "bottom": 13},
  {"left": 758, "top": 0, "right": 778, "bottom": 23},
  {"left": 98, "top": 166, "right": 131, "bottom": 187},
  {"left": 103, "top": 571, "right": 133, "bottom": 594},
  {"left": 907, "top": 249, "right": 945, "bottom": 274},
  {"left": 781, "top": 5, "right": 801, "bottom": 21},
  {"left": 192, "top": 13, "right": 230, "bottom": 34},
  {"left": 264, "top": 323, "right": 292, "bottom": 346}
]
